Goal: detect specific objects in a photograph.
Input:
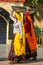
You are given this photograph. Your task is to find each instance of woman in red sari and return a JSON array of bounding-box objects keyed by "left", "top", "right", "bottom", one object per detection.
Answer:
[{"left": 24, "top": 8, "right": 37, "bottom": 60}]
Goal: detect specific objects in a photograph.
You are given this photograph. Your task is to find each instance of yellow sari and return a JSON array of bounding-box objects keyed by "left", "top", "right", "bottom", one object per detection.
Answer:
[
  {"left": 14, "top": 33, "right": 25, "bottom": 56},
  {"left": 13, "top": 12, "right": 26, "bottom": 56}
]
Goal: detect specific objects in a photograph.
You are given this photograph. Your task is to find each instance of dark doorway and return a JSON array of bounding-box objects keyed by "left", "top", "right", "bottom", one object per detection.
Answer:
[{"left": 0, "top": 16, "right": 7, "bottom": 44}]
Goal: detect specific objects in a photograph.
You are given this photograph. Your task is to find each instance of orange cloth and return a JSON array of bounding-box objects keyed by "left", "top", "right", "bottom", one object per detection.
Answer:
[{"left": 24, "top": 11, "right": 37, "bottom": 51}]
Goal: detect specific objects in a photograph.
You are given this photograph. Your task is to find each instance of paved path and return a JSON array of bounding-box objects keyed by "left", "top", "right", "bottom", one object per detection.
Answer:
[
  {"left": 0, "top": 60, "right": 43, "bottom": 65},
  {"left": 0, "top": 44, "right": 43, "bottom": 65}
]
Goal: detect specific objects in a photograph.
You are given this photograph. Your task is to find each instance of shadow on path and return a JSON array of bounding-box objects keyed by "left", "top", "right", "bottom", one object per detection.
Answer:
[{"left": 0, "top": 58, "right": 43, "bottom": 64}]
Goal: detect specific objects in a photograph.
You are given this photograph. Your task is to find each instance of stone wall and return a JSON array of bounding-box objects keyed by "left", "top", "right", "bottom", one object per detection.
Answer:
[
  {"left": 0, "top": 2, "right": 23, "bottom": 13},
  {"left": 0, "top": 2, "right": 23, "bottom": 45}
]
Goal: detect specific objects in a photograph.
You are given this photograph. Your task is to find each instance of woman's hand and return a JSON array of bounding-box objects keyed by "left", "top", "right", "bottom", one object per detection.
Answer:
[{"left": 20, "top": 38, "right": 23, "bottom": 43}]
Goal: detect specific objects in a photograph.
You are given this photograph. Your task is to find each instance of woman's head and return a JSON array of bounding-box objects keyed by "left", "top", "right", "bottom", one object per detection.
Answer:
[
  {"left": 24, "top": 7, "right": 31, "bottom": 19},
  {"left": 13, "top": 11, "right": 23, "bottom": 22},
  {"left": 13, "top": 12, "right": 17, "bottom": 19},
  {"left": 14, "top": 14, "right": 18, "bottom": 20}
]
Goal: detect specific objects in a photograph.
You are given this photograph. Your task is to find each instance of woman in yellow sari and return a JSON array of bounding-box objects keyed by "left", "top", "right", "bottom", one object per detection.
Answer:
[{"left": 9, "top": 11, "right": 25, "bottom": 63}]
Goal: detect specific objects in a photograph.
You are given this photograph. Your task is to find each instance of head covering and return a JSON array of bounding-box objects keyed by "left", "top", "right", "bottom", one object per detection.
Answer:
[
  {"left": 13, "top": 11, "right": 23, "bottom": 22},
  {"left": 24, "top": 11, "right": 29, "bottom": 19},
  {"left": 26, "top": 7, "right": 31, "bottom": 11},
  {"left": 24, "top": 7, "right": 31, "bottom": 18},
  {"left": 13, "top": 11, "right": 18, "bottom": 19}
]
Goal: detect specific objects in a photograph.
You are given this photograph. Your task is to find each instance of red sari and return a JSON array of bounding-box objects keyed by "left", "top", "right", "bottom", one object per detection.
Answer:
[{"left": 24, "top": 11, "right": 37, "bottom": 51}]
